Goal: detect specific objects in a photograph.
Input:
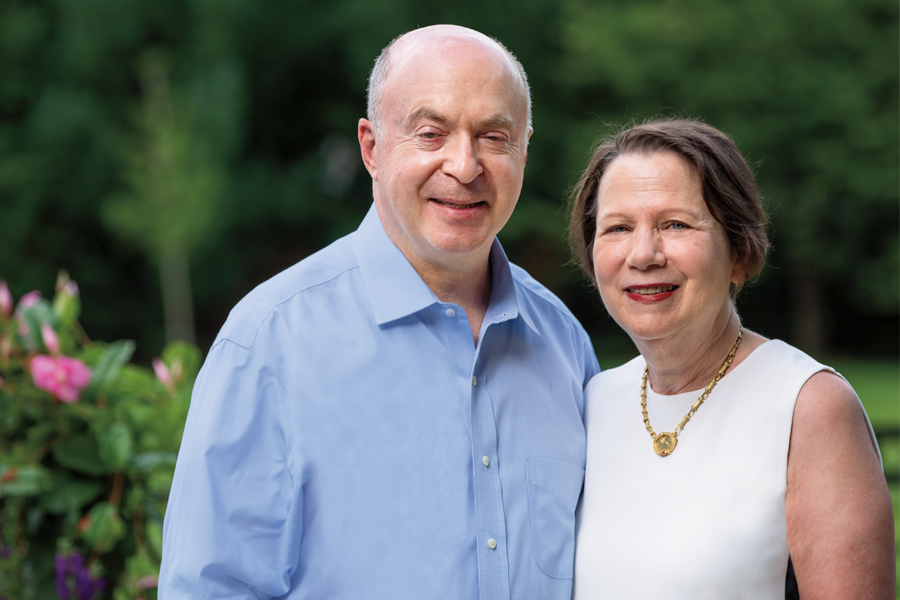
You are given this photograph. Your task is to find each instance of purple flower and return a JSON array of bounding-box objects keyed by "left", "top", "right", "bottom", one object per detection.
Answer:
[{"left": 54, "top": 551, "right": 106, "bottom": 600}]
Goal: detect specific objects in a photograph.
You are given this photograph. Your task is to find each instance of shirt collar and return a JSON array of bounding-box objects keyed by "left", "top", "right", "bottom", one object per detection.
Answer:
[
  {"left": 487, "top": 241, "right": 539, "bottom": 335},
  {"left": 353, "top": 203, "right": 538, "bottom": 335},
  {"left": 353, "top": 204, "right": 439, "bottom": 324}
]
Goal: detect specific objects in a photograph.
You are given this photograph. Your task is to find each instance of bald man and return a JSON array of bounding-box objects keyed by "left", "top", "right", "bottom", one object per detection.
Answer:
[{"left": 159, "top": 26, "right": 598, "bottom": 600}]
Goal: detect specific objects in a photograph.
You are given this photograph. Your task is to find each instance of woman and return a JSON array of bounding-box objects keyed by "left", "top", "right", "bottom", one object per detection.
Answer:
[{"left": 569, "top": 119, "right": 895, "bottom": 598}]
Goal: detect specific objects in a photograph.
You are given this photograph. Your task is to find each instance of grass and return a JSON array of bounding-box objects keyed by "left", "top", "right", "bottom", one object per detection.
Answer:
[{"left": 827, "top": 356, "right": 900, "bottom": 428}]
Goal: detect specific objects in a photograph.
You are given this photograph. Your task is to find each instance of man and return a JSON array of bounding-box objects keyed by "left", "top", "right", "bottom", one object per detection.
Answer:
[{"left": 159, "top": 25, "right": 598, "bottom": 599}]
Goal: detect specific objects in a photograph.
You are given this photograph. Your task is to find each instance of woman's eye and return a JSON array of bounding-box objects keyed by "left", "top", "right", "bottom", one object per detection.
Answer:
[
  {"left": 608, "top": 225, "right": 628, "bottom": 234},
  {"left": 669, "top": 222, "right": 687, "bottom": 230}
]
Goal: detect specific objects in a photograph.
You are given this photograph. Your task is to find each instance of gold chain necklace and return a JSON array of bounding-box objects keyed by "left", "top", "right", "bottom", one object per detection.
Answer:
[{"left": 641, "top": 326, "right": 742, "bottom": 457}]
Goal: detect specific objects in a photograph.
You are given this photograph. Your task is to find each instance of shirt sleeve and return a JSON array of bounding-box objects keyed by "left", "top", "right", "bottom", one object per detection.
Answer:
[
  {"left": 159, "top": 339, "right": 305, "bottom": 599},
  {"left": 579, "top": 328, "right": 601, "bottom": 388}
]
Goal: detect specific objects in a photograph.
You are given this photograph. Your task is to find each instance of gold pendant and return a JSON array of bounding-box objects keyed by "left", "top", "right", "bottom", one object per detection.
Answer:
[{"left": 653, "top": 432, "right": 677, "bottom": 457}]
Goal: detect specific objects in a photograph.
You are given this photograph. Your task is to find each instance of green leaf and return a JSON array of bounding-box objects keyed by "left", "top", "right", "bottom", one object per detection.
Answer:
[
  {"left": 84, "top": 339, "right": 136, "bottom": 397},
  {"left": 21, "top": 300, "right": 58, "bottom": 349},
  {"left": 51, "top": 290, "right": 81, "bottom": 326},
  {"left": 26, "top": 506, "right": 45, "bottom": 534},
  {"left": 81, "top": 502, "right": 126, "bottom": 553},
  {"left": 0, "top": 464, "right": 52, "bottom": 497},
  {"left": 38, "top": 471, "right": 103, "bottom": 514},
  {"left": 146, "top": 470, "right": 174, "bottom": 496},
  {"left": 162, "top": 341, "right": 203, "bottom": 384},
  {"left": 52, "top": 433, "right": 107, "bottom": 476},
  {"left": 108, "top": 364, "right": 160, "bottom": 403},
  {"left": 131, "top": 452, "right": 176, "bottom": 473},
  {"left": 145, "top": 518, "right": 164, "bottom": 561},
  {"left": 97, "top": 422, "right": 133, "bottom": 470},
  {"left": 25, "top": 420, "right": 58, "bottom": 453}
]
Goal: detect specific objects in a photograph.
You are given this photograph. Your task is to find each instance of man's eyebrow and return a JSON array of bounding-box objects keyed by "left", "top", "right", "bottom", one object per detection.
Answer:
[
  {"left": 404, "top": 108, "right": 517, "bottom": 131},
  {"left": 477, "top": 115, "right": 516, "bottom": 131},
  {"left": 405, "top": 107, "right": 451, "bottom": 126}
]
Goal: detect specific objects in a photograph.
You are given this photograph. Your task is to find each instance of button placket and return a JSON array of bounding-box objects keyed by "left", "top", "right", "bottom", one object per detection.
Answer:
[{"left": 470, "top": 358, "right": 510, "bottom": 597}]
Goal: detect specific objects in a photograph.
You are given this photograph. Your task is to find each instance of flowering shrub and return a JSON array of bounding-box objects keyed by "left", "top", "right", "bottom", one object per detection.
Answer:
[{"left": 0, "top": 273, "right": 200, "bottom": 599}]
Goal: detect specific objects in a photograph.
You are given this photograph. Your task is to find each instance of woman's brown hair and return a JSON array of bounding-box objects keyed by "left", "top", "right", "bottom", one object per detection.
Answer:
[{"left": 568, "top": 118, "right": 769, "bottom": 296}]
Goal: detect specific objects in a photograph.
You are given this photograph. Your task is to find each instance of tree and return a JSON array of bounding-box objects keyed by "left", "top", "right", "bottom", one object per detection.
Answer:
[{"left": 553, "top": 0, "right": 899, "bottom": 353}]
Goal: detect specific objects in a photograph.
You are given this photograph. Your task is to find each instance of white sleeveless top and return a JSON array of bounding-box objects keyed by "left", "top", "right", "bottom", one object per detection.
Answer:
[{"left": 573, "top": 340, "right": 853, "bottom": 599}]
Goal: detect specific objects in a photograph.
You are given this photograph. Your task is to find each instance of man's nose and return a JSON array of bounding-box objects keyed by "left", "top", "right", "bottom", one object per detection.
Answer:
[
  {"left": 442, "top": 137, "right": 483, "bottom": 184},
  {"left": 627, "top": 227, "right": 666, "bottom": 270}
]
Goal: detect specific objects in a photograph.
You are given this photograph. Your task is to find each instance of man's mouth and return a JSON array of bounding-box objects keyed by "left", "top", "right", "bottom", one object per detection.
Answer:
[
  {"left": 430, "top": 198, "right": 485, "bottom": 209},
  {"left": 626, "top": 285, "right": 679, "bottom": 295}
]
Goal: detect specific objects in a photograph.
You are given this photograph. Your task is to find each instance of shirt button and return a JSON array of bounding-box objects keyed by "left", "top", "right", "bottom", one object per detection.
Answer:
[
  {"left": 482, "top": 456, "right": 490, "bottom": 467},
  {"left": 472, "top": 376, "right": 477, "bottom": 387},
  {"left": 445, "top": 308, "right": 456, "bottom": 317},
  {"left": 488, "top": 538, "right": 497, "bottom": 550}
]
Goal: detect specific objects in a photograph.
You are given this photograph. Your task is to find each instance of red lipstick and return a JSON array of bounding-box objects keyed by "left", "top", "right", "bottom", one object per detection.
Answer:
[{"left": 625, "top": 284, "right": 679, "bottom": 303}]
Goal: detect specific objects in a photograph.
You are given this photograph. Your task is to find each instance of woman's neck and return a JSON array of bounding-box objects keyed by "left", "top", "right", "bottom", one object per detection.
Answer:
[{"left": 634, "top": 310, "right": 746, "bottom": 395}]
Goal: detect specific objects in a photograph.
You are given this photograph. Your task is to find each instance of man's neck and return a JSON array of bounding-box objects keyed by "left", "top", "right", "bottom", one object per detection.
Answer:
[{"left": 406, "top": 253, "right": 490, "bottom": 345}]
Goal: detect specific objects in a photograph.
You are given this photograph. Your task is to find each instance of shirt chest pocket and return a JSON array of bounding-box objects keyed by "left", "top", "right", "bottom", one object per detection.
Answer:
[{"left": 524, "top": 457, "right": 585, "bottom": 580}]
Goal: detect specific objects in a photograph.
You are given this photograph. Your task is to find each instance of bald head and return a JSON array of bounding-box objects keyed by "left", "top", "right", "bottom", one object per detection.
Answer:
[{"left": 366, "top": 25, "right": 532, "bottom": 134}]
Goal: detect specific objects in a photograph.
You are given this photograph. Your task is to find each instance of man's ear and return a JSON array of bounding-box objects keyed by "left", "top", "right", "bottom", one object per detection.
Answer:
[
  {"left": 524, "top": 126, "right": 533, "bottom": 166},
  {"left": 358, "top": 119, "right": 378, "bottom": 180}
]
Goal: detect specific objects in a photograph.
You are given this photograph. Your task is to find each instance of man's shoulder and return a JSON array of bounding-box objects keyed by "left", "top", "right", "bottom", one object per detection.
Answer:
[
  {"left": 508, "top": 262, "right": 583, "bottom": 327},
  {"left": 218, "top": 233, "right": 360, "bottom": 346}
]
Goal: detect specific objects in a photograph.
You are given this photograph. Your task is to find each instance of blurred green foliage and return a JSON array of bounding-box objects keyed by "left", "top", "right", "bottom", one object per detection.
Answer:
[
  {"left": 0, "top": 274, "right": 199, "bottom": 598},
  {"left": 0, "top": 0, "right": 896, "bottom": 359}
]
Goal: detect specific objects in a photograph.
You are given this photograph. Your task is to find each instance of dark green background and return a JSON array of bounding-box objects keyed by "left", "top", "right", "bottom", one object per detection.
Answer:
[{"left": 1, "top": 0, "right": 897, "bottom": 362}]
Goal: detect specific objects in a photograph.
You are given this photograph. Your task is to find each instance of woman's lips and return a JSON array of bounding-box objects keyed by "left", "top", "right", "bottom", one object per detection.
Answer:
[{"left": 625, "top": 284, "right": 679, "bottom": 303}]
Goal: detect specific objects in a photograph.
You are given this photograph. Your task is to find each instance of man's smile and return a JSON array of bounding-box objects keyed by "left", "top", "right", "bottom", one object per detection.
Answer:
[{"left": 429, "top": 198, "right": 487, "bottom": 209}]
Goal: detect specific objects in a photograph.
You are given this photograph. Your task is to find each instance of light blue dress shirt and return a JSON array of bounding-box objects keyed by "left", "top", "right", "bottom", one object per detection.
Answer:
[{"left": 159, "top": 205, "right": 599, "bottom": 600}]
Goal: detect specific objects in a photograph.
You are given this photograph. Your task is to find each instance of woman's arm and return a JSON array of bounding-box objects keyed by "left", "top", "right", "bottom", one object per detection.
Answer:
[{"left": 786, "top": 370, "right": 895, "bottom": 599}]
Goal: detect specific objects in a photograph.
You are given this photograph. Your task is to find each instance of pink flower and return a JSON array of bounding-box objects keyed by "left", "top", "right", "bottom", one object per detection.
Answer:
[
  {"left": 0, "top": 281, "right": 11, "bottom": 318},
  {"left": 64, "top": 280, "right": 79, "bottom": 297},
  {"left": 41, "top": 323, "right": 60, "bottom": 355},
  {"left": 15, "top": 290, "right": 43, "bottom": 338},
  {"left": 31, "top": 355, "right": 92, "bottom": 403},
  {"left": 17, "top": 290, "right": 42, "bottom": 310},
  {"left": 136, "top": 575, "right": 158, "bottom": 590},
  {"left": 152, "top": 358, "right": 175, "bottom": 393}
]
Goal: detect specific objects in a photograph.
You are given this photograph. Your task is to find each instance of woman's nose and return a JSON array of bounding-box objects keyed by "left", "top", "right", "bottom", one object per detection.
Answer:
[{"left": 627, "top": 228, "right": 665, "bottom": 270}]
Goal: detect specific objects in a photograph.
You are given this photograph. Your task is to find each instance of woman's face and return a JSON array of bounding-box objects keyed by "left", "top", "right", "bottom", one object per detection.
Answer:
[{"left": 592, "top": 151, "right": 744, "bottom": 344}]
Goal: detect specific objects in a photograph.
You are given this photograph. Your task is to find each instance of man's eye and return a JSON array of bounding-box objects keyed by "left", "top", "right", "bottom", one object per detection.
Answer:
[
  {"left": 669, "top": 222, "right": 687, "bottom": 230},
  {"left": 420, "top": 132, "right": 440, "bottom": 139}
]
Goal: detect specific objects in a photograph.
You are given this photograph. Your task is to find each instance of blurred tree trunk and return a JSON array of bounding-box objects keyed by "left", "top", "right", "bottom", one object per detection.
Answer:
[
  {"left": 104, "top": 54, "right": 232, "bottom": 346},
  {"left": 160, "top": 242, "right": 195, "bottom": 344},
  {"left": 791, "top": 269, "right": 825, "bottom": 356}
]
